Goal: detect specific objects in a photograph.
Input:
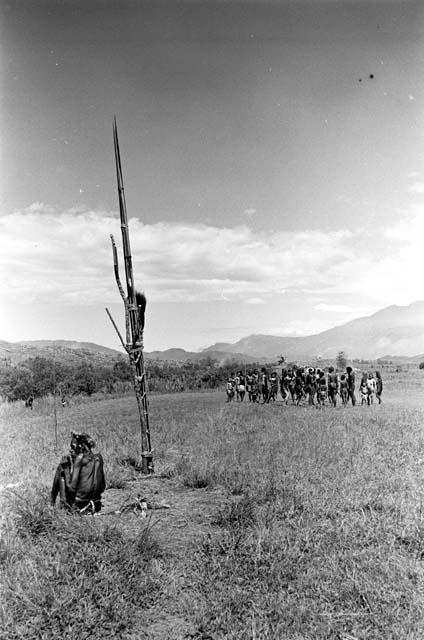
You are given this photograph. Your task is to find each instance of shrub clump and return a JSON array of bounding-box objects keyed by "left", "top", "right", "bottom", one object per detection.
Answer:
[{"left": 213, "top": 494, "right": 257, "bottom": 529}]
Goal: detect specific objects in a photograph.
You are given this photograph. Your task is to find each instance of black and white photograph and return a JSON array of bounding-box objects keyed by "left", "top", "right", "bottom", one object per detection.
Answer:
[{"left": 1, "top": 1, "right": 424, "bottom": 638}]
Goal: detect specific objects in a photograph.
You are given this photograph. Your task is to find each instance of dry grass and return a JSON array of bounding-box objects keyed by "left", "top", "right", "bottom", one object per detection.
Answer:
[
  {"left": 1, "top": 374, "right": 424, "bottom": 638},
  {"left": 1, "top": 494, "right": 163, "bottom": 639}
]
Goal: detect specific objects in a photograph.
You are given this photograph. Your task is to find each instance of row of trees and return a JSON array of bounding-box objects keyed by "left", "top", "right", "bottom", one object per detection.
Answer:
[
  {"left": 0, "top": 355, "right": 266, "bottom": 402},
  {"left": 0, "top": 356, "right": 133, "bottom": 401},
  {"left": 5, "top": 350, "right": 403, "bottom": 403}
]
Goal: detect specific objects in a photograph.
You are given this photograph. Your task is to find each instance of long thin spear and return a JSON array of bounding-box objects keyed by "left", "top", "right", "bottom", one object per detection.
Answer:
[{"left": 106, "top": 118, "right": 153, "bottom": 474}]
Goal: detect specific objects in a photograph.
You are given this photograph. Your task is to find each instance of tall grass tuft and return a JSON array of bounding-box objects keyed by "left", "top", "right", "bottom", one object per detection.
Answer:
[
  {"left": 6, "top": 487, "right": 55, "bottom": 539},
  {"left": 1, "top": 489, "right": 163, "bottom": 640}
]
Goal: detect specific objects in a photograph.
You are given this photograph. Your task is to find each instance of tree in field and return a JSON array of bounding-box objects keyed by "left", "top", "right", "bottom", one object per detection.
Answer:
[
  {"left": 336, "top": 351, "right": 347, "bottom": 370},
  {"left": 26, "top": 356, "right": 54, "bottom": 397},
  {"left": 113, "top": 359, "right": 132, "bottom": 382},
  {"left": 0, "top": 364, "right": 33, "bottom": 401},
  {"left": 72, "top": 362, "right": 97, "bottom": 395}
]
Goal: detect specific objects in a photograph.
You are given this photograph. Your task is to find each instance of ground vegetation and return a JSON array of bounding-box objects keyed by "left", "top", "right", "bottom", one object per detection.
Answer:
[
  {"left": 1, "top": 372, "right": 424, "bottom": 638},
  {"left": 0, "top": 355, "right": 268, "bottom": 401}
]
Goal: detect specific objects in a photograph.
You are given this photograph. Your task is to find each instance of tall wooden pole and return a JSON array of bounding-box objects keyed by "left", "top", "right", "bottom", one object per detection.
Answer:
[
  {"left": 107, "top": 118, "right": 153, "bottom": 474},
  {"left": 52, "top": 346, "right": 58, "bottom": 449}
]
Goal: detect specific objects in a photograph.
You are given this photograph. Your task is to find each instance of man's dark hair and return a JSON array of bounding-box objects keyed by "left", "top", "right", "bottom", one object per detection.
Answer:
[{"left": 70, "top": 432, "right": 95, "bottom": 454}]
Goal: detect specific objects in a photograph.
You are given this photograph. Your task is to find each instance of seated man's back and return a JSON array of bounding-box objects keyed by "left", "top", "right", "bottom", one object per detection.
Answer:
[{"left": 51, "top": 432, "right": 105, "bottom": 513}]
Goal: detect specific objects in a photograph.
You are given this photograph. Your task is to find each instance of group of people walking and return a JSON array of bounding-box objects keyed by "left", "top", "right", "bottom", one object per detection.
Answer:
[{"left": 225, "top": 365, "right": 383, "bottom": 407}]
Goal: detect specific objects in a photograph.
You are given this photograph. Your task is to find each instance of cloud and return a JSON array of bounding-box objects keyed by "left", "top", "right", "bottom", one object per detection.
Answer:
[
  {"left": 314, "top": 303, "right": 368, "bottom": 314},
  {"left": 267, "top": 320, "right": 333, "bottom": 337},
  {"left": 1, "top": 203, "right": 423, "bottom": 310},
  {"left": 407, "top": 182, "right": 424, "bottom": 194},
  {"left": 25, "top": 202, "right": 56, "bottom": 213}
]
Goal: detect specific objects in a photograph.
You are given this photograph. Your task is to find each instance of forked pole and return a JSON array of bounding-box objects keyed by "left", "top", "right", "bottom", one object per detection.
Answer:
[{"left": 105, "top": 118, "right": 153, "bottom": 474}]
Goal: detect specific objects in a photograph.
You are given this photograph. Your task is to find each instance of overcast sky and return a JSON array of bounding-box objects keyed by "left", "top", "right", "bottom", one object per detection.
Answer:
[{"left": 1, "top": 0, "right": 424, "bottom": 352}]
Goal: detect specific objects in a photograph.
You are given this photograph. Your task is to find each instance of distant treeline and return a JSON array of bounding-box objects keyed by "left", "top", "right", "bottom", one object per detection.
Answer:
[
  {"left": 145, "top": 358, "right": 267, "bottom": 394},
  {"left": 1, "top": 353, "right": 410, "bottom": 403},
  {"left": 0, "top": 355, "right": 268, "bottom": 401}
]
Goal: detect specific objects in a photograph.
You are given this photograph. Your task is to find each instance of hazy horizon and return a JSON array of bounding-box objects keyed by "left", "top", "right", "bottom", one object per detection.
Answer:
[{"left": 2, "top": 299, "right": 424, "bottom": 354}]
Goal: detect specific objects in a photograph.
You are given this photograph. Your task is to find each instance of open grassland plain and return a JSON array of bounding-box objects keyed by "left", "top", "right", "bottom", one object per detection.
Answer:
[{"left": 1, "top": 373, "right": 424, "bottom": 639}]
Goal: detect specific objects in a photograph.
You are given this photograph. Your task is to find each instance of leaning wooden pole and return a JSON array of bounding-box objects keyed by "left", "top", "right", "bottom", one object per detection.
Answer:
[{"left": 106, "top": 118, "right": 153, "bottom": 474}]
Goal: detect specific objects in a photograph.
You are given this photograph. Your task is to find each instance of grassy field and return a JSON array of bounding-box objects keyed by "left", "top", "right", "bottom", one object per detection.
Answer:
[{"left": 1, "top": 374, "right": 424, "bottom": 639}]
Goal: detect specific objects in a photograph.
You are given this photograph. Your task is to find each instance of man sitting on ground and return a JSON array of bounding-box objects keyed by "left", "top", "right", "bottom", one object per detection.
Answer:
[{"left": 51, "top": 432, "right": 105, "bottom": 513}]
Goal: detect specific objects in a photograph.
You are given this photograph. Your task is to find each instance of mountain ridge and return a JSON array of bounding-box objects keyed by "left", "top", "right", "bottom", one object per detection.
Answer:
[
  {"left": 203, "top": 302, "right": 424, "bottom": 360},
  {"left": 0, "top": 340, "right": 123, "bottom": 366},
  {"left": 2, "top": 302, "right": 424, "bottom": 364}
]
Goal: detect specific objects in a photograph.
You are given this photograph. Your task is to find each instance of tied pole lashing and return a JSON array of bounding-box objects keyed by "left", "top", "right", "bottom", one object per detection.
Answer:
[{"left": 105, "top": 118, "right": 154, "bottom": 474}]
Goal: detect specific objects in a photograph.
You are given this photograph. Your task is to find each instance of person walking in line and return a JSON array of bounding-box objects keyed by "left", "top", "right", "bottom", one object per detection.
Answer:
[
  {"left": 366, "top": 372, "right": 376, "bottom": 405},
  {"left": 251, "top": 370, "right": 260, "bottom": 403},
  {"left": 294, "top": 368, "right": 305, "bottom": 405},
  {"left": 305, "top": 367, "right": 316, "bottom": 405},
  {"left": 339, "top": 374, "right": 348, "bottom": 405},
  {"left": 226, "top": 375, "right": 235, "bottom": 402},
  {"left": 316, "top": 370, "right": 327, "bottom": 406},
  {"left": 246, "top": 370, "right": 254, "bottom": 402},
  {"left": 359, "top": 371, "right": 369, "bottom": 405},
  {"left": 267, "top": 371, "right": 278, "bottom": 402},
  {"left": 375, "top": 371, "right": 383, "bottom": 404},
  {"left": 327, "top": 366, "right": 339, "bottom": 407},
  {"left": 238, "top": 371, "right": 246, "bottom": 402},
  {"left": 280, "top": 368, "right": 289, "bottom": 404},
  {"left": 360, "top": 377, "right": 369, "bottom": 405},
  {"left": 260, "top": 367, "right": 269, "bottom": 404},
  {"left": 234, "top": 371, "right": 241, "bottom": 401},
  {"left": 287, "top": 368, "right": 297, "bottom": 404},
  {"left": 346, "top": 366, "right": 356, "bottom": 406}
]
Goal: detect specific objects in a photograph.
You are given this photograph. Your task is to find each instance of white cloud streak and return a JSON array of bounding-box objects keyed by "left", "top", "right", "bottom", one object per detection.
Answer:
[
  {"left": 267, "top": 320, "right": 334, "bottom": 337},
  {"left": 314, "top": 303, "right": 367, "bottom": 314},
  {"left": 407, "top": 182, "right": 424, "bottom": 194},
  {"left": 0, "top": 204, "right": 423, "bottom": 309}
]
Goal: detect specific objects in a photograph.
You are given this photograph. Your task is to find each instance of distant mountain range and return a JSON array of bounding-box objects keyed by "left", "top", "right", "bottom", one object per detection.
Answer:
[
  {"left": 202, "top": 302, "right": 424, "bottom": 361},
  {"left": 2, "top": 302, "right": 424, "bottom": 365},
  {"left": 144, "top": 348, "right": 256, "bottom": 365},
  {"left": 0, "top": 339, "right": 123, "bottom": 366},
  {"left": 147, "top": 301, "right": 424, "bottom": 362}
]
